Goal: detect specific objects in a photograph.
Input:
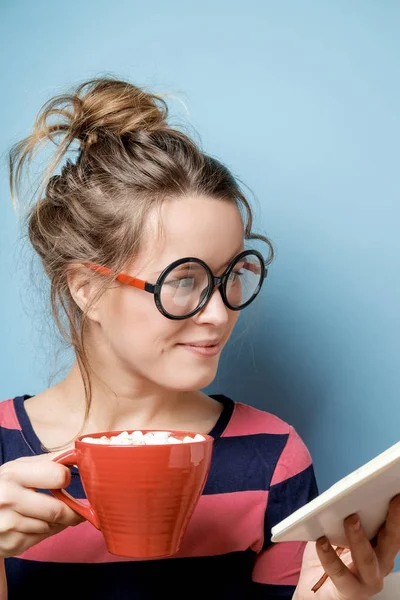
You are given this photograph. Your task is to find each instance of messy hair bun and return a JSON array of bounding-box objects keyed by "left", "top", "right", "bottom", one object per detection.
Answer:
[
  {"left": 11, "top": 77, "right": 169, "bottom": 202},
  {"left": 57, "top": 77, "right": 168, "bottom": 153}
]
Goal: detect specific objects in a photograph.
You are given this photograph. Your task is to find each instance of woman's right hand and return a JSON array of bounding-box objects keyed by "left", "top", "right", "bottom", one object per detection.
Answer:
[{"left": 0, "top": 454, "right": 84, "bottom": 557}]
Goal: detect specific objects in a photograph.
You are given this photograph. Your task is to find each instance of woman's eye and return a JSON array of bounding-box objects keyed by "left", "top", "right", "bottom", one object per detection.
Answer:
[
  {"left": 165, "top": 277, "right": 195, "bottom": 289},
  {"left": 228, "top": 270, "right": 244, "bottom": 282}
]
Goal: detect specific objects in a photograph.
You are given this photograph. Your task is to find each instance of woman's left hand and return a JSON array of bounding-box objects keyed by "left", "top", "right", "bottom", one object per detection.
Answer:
[{"left": 294, "top": 494, "right": 400, "bottom": 599}]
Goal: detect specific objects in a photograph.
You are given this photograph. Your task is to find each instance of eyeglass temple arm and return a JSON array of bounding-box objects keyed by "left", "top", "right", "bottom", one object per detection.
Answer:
[{"left": 84, "top": 263, "right": 155, "bottom": 293}]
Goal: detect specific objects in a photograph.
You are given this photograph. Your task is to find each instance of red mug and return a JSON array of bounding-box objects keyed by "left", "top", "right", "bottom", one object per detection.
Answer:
[{"left": 50, "top": 429, "right": 213, "bottom": 558}]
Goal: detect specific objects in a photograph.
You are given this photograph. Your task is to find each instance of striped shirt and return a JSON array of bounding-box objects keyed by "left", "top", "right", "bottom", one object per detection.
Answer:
[{"left": 1, "top": 394, "right": 318, "bottom": 599}]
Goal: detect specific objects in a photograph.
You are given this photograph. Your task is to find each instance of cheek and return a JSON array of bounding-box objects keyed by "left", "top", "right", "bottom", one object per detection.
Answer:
[
  {"left": 102, "top": 288, "right": 184, "bottom": 350},
  {"left": 106, "top": 287, "right": 154, "bottom": 326}
]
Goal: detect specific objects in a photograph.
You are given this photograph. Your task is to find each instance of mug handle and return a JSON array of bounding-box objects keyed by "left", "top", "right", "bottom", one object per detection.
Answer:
[{"left": 50, "top": 449, "right": 101, "bottom": 529}]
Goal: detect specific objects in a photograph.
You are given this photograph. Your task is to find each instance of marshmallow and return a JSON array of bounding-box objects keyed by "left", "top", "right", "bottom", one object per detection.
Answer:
[{"left": 81, "top": 430, "right": 206, "bottom": 446}]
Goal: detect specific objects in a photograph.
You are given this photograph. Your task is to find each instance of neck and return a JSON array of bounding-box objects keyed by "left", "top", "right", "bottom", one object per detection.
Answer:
[{"left": 55, "top": 362, "right": 193, "bottom": 433}]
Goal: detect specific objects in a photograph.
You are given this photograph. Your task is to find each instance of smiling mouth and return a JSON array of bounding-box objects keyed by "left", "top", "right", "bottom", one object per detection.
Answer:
[{"left": 177, "top": 342, "right": 221, "bottom": 357}]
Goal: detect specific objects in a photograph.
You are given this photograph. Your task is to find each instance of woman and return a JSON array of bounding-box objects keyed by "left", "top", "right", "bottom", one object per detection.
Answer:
[{"left": 0, "top": 76, "right": 399, "bottom": 599}]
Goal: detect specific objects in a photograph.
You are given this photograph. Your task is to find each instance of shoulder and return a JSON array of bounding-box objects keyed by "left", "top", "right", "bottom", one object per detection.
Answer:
[
  {"left": 222, "top": 397, "right": 313, "bottom": 477},
  {"left": 223, "top": 398, "right": 292, "bottom": 437},
  {"left": 0, "top": 397, "right": 24, "bottom": 465},
  {"left": 0, "top": 397, "right": 21, "bottom": 430}
]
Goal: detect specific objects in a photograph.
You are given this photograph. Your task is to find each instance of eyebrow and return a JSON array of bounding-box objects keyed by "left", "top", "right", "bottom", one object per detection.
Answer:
[
  {"left": 167, "top": 264, "right": 205, "bottom": 274},
  {"left": 214, "top": 247, "right": 245, "bottom": 272},
  {"left": 148, "top": 248, "right": 245, "bottom": 279}
]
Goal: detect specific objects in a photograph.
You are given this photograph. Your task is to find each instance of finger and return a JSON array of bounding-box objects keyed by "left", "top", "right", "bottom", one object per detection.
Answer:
[
  {"left": 0, "top": 508, "right": 66, "bottom": 535},
  {"left": 375, "top": 494, "right": 400, "bottom": 575},
  {"left": 1, "top": 482, "right": 83, "bottom": 527},
  {"left": 343, "top": 514, "right": 381, "bottom": 588},
  {"left": 10, "top": 451, "right": 70, "bottom": 461},
  {"left": 315, "top": 537, "right": 361, "bottom": 596},
  {"left": 0, "top": 457, "right": 72, "bottom": 490}
]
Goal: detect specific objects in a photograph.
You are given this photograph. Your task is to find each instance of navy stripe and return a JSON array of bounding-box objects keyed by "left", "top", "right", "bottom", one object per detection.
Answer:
[
  {"left": 12, "top": 395, "right": 39, "bottom": 449},
  {"left": 251, "top": 582, "right": 296, "bottom": 599},
  {"left": 204, "top": 433, "right": 289, "bottom": 494},
  {"left": 6, "top": 551, "right": 256, "bottom": 600},
  {"left": 0, "top": 427, "right": 37, "bottom": 462},
  {"left": 264, "top": 463, "right": 319, "bottom": 548},
  {"left": 208, "top": 394, "right": 235, "bottom": 437}
]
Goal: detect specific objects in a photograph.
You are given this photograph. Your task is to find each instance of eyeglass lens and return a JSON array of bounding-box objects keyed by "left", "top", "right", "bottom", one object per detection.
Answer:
[{"left": 159, "top": 253, "right": 263, "bottom": 317}]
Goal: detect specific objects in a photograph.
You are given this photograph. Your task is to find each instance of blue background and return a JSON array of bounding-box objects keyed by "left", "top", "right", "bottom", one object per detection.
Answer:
[{"left": 0, "top": 0, "right": 399, "bottom": 565}]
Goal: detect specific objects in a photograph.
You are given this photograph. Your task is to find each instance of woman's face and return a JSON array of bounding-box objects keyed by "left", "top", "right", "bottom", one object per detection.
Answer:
[{"left": 90, "top": 195, "right": 245, "bottom": 391}]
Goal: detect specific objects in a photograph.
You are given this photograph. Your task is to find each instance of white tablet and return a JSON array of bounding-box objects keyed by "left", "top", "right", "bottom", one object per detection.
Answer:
[{"left": 271, "top": 440, "right": 400, "bottom": 548}]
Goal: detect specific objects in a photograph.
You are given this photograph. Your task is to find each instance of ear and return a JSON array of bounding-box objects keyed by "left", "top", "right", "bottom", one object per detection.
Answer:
[{"left": 66, "top": 264, "right": 103, "bottom": 323}]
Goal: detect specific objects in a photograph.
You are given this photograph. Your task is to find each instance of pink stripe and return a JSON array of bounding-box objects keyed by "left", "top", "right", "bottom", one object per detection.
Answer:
[
  {"left": 270, "top": 426, "right": 313, "bottom": 485},
  {"left": 223, "top": 403, "right": 290, "bottom": 437},
  {"left": 18, "top": 520, "right": 128, "bottom": 564},
  {"left": 177, "top": 490, "right": 266, "bottom": 557},
  {"left": 18, "top": 491, "right": 267, "bottom": 563},
  {"left": 252, "top": 540, "right": 307, "bottom": 585},
  {"left": 0, "top": 399, "right": 21, "bottom": 431}
]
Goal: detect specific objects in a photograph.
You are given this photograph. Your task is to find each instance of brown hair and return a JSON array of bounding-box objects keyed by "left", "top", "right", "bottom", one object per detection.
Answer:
[{"left": 9, "top": 75, "right": 274, "bottom": 433}]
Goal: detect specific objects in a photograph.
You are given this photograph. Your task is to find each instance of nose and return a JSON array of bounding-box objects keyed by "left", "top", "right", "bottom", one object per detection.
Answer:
[{"left": 194, "top": 284, "right": 230, "bottom": 326}]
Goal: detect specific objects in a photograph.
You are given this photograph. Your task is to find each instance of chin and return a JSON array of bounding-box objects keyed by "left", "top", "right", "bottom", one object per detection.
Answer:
[{"left": 168, "top": 365, "right": 219, "bottom": 392}]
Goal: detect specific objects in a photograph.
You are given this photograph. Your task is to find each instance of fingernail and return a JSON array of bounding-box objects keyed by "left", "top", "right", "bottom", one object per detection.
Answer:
[
  {"left": 318, "top": 537, "right": 330, "bottom": 552},
  {"left": 348, "top": 515, "right": 361, "bottom": 531},
  {"left": 352, "top": 518, "right": 361, "bottom": 531}
]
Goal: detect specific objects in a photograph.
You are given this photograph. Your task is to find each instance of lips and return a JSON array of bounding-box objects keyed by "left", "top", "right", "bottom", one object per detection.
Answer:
[
  {"left": 181, "top": 340, "right": 220, "bottom": 347},
  {"left": 177, "top": 340, "right": 222, "bottom": 357}
]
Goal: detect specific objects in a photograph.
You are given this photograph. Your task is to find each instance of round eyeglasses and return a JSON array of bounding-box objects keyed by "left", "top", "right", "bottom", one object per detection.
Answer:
[{"left": 86, "top": 250, "right": 268, "bottom": 320}]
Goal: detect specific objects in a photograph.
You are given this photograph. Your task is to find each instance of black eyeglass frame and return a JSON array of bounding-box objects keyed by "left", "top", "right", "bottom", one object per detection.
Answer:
[{"left": 86, "top": 249, "right": 269, "bottom": 321}]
